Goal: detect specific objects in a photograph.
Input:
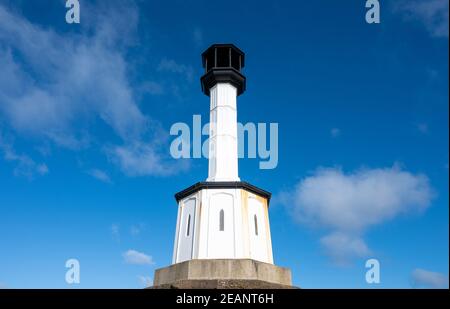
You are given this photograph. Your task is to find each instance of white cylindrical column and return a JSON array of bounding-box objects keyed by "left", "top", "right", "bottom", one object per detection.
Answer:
[{"left": 207, "top": 83, "right": 240, "bottom": 182}]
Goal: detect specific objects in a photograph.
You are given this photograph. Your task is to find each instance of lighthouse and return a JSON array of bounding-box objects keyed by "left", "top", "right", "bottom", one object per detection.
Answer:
[{"left": 153, "top": 44, "right": 293, "bottom": 289}]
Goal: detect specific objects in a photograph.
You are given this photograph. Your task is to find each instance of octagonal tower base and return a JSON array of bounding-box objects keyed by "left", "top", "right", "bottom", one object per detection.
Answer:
[{"left": 151, "top": 259, "right": 295, "bottom": 289}]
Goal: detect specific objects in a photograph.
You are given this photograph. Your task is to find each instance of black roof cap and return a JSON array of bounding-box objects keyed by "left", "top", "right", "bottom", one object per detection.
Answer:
[
  {"left": 200, "top": 43, "right": 246, "bottom": 96},
  {"left": 201, "top": 44, "right": 245, "bottom": 68}
]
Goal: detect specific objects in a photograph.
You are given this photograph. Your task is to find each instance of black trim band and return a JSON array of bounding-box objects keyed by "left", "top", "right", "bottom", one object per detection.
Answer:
[
  {"left": 175, "top": 181, "right": 271, "bottom": 204},
  {"left": 200, "top": 68, "right": 246, "bottom": 96}
]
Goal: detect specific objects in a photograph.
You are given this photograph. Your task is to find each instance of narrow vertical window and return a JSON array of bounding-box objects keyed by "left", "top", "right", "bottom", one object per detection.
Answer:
[
  {"left": 254, "top": 215, "right": 258, "bottom": 236},
  {"left": 219, "top": 209, "right": 224, "bottom": 231},
  {"left": 186, "top": 214, "right": 191, "bottom": 236}
]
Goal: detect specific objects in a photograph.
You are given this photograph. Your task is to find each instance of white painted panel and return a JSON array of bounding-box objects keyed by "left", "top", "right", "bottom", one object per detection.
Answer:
[
  {"left": 248, "top": 197, "right": 269, "bottom": 263},
  {"left": 171, "top": 204, "right": 182, "bottom": 264},
  {"left": 207, "top": 83, "right": 239, "bottom": 181},
  {"left": 207, "top": 193, "right": 235, "bottom": 258},
  {"left": 177, "top": 198, "right": 196, "bottom": 263}
]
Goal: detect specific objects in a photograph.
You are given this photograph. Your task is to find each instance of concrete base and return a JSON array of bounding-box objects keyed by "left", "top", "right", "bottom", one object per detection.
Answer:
[
  {"left": 151, "top": 279, "right": 295, "bottom": 289},
  {"left": 152, "top": 259, "right": 294, "bottom": 289}
]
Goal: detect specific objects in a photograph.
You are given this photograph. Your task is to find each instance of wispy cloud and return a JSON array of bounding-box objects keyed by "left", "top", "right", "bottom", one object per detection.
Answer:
[
  {"left": 320, "top": 232, "right": 371, "bottom": 265},
  {"left": 394, "top": 0, "right": 449, "bottom": 38},
  {"left": 137, "top": 275, "right": 152, "bottom": 288},
  {"left": 0, "top": 136, "right": 48, "bottom": 179},
  {"left": 417, "top": 123, "right": 429, "bottom": 134},
  {"left": 107, "top": 142, "right": 189, "bottom": 177},
  {"left": 281, "top": 164, "right": 434, "bottom": 265},
  {"left": 0, "top": 3, "right": 185, "bottom": 177},
  {"left": 123, "top": 250, "right": 154, "bottom": 265},
  {"left": 411, "top": 268, "right": 449, "bottom": 288},
  {"left": 0, "top": 3, "right": 145, "bottom": 145},
  {"left": 193, "top": 27, "right": 204, "bottom": 47},
  {"left": 330, "top": 128, "right": 341, "bottom": 138},
  {"left": 158, "top": 58, "right": 194, "bottom": 82},
  {"left": 130, "top": 223, "right": 145, "bottom": 236},
  {"left": 111, "top": 224, "right": 120, "bottom": 242},
  {"left": 139, "top": 81, "right": 164, "bottom": 96},
  {"left": 87, "top": 169, "right": 112, "bottom": 183}
]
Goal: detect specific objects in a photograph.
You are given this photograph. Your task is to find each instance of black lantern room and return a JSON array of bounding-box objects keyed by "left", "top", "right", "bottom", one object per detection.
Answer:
[{"left": 200, "top": 44, "right": 246, "bottom": 96}]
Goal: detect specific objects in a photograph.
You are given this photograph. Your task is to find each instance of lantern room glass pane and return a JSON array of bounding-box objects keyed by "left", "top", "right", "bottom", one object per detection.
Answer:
[
  {"left": 206, "top": 49, "right": 215, "bottom": 71},
  {"left": 217, "top": 47, "right": 230, "bottom": 67},
  {"left": 231, "top": 51, "right": 240, "bottom": 70}
]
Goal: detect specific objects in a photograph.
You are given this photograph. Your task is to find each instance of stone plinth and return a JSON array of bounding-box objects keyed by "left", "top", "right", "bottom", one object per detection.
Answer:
[{"left": 152, "top": 259, "right": 294, "bottom": 289}]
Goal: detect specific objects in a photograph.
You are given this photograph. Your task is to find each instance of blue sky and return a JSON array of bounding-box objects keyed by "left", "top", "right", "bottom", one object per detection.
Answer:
[{"left": 0, "top": 0, "right": 448, "bottom": 288}]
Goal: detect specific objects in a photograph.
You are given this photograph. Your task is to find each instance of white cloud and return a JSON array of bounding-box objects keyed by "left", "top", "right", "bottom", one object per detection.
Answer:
[
  {"left": 0, "top": 136, "right": 48, "bottom": 179},
  {"left": 139, "top": 81, "right": 164, "bottom": 96},
  {"left": 111, "top": 224, "right": 120, "bottom": 242},
  {"left": 283, "top": 164, "right": 434, "bottom": 264},
  {"left": 137, "top": 275, "right": 152, "bottom": 288},
  {"left": 394, "top": 0, "right": 449, "bottom": 38},
  {"left": 87, "top": 169, "right": 112, "bottom": 183},
  {"left": 130, "top": 226, "right": 140, "bottom": 236},
  {"left": 0, "top": 3, "right": 183, "bottom": 177},
  {"left": 0, "top": 4, "right": 146, "bottom": 144},
  {"left": 417, "top": 123, "right": 429, "bottom": 134},
  {"left": 331, "top": 128, "right": 341, "bottom": 138},
  {"left": 158, "top": 58, "right": 194, "bottom": 82},
  {"left": 320, "top": 233, "right": 370, "bottom": 266},
  {"left": 130, "top": 223, "right": 145, "bottom": 236},
  {"left": 193, "top": 27, "right": 203, "bottom": 46},
  {"left": 411, "top": 268, "right": 449, "bottom": 288},
  {"left": 36, "top": 164, "right": 49, "bottom": 175},
  {"left": 123, "top": 250, "right": 154, "bottom": 265},
  {"left": 107, "top": 142, "right": 189, "bottom": 177}
]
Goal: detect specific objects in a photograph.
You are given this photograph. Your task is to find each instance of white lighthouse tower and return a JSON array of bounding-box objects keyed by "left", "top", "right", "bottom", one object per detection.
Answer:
[{"left": 153, "top": 44, "right": 293, "bottom": 289}]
